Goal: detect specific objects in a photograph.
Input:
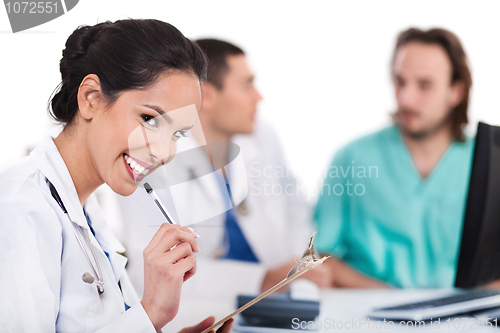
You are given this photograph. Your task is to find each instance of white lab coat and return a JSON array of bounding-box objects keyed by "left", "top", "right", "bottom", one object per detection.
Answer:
[
  {"left": 0, "top": 137, "right": 156, "bottom": 333},
  {"left": 115, "top": 121, "right": 312, "bottom": 299}
]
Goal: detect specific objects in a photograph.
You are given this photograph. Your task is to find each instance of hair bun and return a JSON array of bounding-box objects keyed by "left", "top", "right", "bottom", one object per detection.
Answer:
[
  {"left": 51, "top": 23, "right": 109, "bottom": 122},
  {"left": 62, "top": 22, "right": 109, "bottom": 61}
]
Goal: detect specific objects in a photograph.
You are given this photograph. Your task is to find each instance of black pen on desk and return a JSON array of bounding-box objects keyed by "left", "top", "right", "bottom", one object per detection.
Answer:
[{"left": 143, "top": 182, "right": 177, "bottom": 225}]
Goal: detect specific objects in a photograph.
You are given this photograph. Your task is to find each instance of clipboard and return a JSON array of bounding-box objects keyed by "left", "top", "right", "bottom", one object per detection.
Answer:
[{"left": 201, "top": 256, "right": 328, "bottom": 333}]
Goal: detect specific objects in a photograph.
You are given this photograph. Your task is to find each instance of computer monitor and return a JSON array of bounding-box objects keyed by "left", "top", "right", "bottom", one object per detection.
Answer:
[{"left": 455, "top": 122, "right": 500, "bottom": 288}]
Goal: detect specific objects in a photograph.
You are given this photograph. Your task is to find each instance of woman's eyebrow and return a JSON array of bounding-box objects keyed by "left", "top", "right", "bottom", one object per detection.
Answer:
[
  {"left": 143, "top": 104, "right": 173, "bottom": 124},
  {"left": 180, "top": 124, "right": 194, "bottom": 131}
]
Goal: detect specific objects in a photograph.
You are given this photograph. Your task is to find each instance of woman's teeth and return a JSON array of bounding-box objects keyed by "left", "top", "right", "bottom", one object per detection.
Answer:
[{"left": 125, "top": 155, "right": 149, "bottom": 175}]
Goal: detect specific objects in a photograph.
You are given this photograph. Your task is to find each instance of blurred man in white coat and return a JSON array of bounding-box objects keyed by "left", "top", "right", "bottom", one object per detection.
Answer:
[{"left": 116, "top": 39, "right": 332, "bottom": 299}]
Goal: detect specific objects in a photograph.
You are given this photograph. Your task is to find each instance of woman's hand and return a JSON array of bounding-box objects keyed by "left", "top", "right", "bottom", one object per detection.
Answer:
[
  {"left": 178, "top": 316, "right": 234, "bottom": 333},
  {"left": 141, "top": 223, "right": 200, "bottom": 331}
]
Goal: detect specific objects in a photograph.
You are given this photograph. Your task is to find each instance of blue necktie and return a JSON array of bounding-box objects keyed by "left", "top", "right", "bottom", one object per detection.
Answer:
[
  {"left": 213, "top": 174, "right": 259, "bottom": 263},
  {"left": 84, "top": 208, "right": 130, "bottom": 310}
]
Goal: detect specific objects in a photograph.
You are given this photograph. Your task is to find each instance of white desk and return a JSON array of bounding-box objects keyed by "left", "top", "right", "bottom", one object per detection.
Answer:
[
  {"left": 165, "top": 289, "right": 500, "bottom": 332},
  {"left": 316, "top": 289, "right": 498, "bottom": 332}
]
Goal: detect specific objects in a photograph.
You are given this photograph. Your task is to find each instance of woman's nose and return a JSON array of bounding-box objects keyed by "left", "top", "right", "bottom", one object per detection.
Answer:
[{"left": 150, "top": 139, "right": 177, "bottom": 165}]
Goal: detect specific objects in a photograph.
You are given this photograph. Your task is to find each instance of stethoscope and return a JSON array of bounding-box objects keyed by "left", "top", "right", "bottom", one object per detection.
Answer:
[{"left": 45, "top": 178, "right": 105, "bottom": 294}]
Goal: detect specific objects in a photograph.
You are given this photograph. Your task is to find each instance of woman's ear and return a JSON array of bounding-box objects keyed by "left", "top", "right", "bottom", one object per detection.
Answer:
[{"left": 77, "top": 74, "right": 103, "bottom": 121}]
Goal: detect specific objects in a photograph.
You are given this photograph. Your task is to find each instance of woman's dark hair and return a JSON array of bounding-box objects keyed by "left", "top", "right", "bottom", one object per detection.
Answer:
[
  {"left": 50, "top": 19, "right": 207, "bottom": 125},
  {"left": 392, "top": 28, "right": 472, "bottom": 142}
]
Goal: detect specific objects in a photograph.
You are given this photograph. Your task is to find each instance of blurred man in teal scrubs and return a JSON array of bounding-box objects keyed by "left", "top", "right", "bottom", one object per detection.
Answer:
[{"left": 315, "top": 28, "right": 474, "bottom": 288}]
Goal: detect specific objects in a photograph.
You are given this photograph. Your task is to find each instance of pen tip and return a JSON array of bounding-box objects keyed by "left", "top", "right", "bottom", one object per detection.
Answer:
[{"left": 144, "top": 182, "right": 153, "bottom": 193}]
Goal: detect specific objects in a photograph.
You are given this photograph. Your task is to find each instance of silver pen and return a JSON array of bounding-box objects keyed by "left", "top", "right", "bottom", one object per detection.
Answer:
[{"left": 144, "top": 182, "right": 177, "bottom": 225}]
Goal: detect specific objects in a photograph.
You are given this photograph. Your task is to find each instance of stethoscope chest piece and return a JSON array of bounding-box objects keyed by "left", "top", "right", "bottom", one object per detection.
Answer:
[
  {"left": 82, "top": 272, "right": 105, "bottom": 294},
  {"left": 82, "top": 272, "right": 94, "bottom": 284}
]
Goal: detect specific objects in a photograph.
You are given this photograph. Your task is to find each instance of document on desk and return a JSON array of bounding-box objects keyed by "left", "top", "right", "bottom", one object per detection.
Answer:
[{"left": 201, "top": 232, "right": 329, "bottom": 333}]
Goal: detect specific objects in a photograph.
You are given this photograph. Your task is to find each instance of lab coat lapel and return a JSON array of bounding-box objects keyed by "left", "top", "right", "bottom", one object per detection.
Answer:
[
  {"left": 30, "top": 137, "right": 90, "bottom": 231},
  {"left": 82, "top": 192, "right": 137, "bottom": 308},
  {"left": 84, "top": 193, "right": 127, "bottom": 283}
]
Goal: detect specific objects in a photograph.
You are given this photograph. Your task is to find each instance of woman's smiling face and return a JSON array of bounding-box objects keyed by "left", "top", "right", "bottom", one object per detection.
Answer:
[{"left": 85, "top": 71, "right": 202, "bottom": 196}]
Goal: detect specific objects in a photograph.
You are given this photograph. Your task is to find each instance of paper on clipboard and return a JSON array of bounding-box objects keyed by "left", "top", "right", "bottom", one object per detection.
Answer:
[{"left": 201, "top": 232, "right": 329, "bottom": 333}]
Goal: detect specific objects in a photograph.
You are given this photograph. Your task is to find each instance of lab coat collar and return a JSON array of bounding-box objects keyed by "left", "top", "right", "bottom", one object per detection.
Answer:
[{"left": 30, "top": 137, "right": 90, "bottom": 230}]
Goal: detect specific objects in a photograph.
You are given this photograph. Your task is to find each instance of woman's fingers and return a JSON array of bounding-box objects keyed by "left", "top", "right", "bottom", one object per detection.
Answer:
[
  {"left": 143, "top": 246, "right": 195, "bottom": 277},
  {"left": 164, "top": 242, "right": 197, "bottom": 277},
  {"left": 177, "top": 316, "right": 215, "bottom": 333},
  {"left": 215, "top": 318, "right": 234, "bottom": 333},
  {"left": 148, "top": 223, "right": 198, "bottom": 249},
  {"left": 175, "top": 251, "right": 197, "bottom": 282},
  {"left": 145, "top": 242, "right": 197, "bottom": 280},
  {"left": 177, "top": 317, "right": 233, "bottom": 333},
  {"left": 163, "top": 241, "right": 196, "bottom": 264},
  {"left": 179, "top": 256, "right": 197, "bottom": 282},
  {"left": 158, "top": 226, "right": 199, "bottom": 253},
  {"left": 144, "top": 224, "right": 200, "bottom": 258}
]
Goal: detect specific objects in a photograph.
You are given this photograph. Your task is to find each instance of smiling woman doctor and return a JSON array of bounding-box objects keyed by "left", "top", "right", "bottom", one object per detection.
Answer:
[{"left": 0, "top": 19, "right": 232, "bottom": 333}]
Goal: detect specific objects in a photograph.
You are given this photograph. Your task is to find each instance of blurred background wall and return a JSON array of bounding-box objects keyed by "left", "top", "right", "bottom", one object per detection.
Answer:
[{"left": 1, "top": 0, "right": 499, "bottom": 200}]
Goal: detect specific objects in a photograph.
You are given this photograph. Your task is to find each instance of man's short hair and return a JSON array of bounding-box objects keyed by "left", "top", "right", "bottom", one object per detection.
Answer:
[
  {"left": 392, "top": 28, "right": 472, "bottom": 142},
  {"left": 195, "top": 39, "right": 245, "bottom": 89}
]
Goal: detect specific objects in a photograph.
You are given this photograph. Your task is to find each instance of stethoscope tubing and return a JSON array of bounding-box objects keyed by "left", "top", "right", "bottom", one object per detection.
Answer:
[
  {"left": 68, "top": 214, "right": 105, "bottom": 293},
  {"left": 45, "top": 178, "right": 105, "bottom": 294}
]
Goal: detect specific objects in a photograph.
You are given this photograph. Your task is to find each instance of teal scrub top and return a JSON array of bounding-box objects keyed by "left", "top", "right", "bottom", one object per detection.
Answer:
[{"left": 314, "top": 126, "right": 474, "bottom": 288}]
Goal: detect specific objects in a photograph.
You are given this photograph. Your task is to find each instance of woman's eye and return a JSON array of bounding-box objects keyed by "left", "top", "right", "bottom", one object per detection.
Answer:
[
  {"left": 141, "top": 115, "right": 158, "bottom": 128},
  {"left": 173, "top": 131, "right": 189, "bottom": 141}
]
